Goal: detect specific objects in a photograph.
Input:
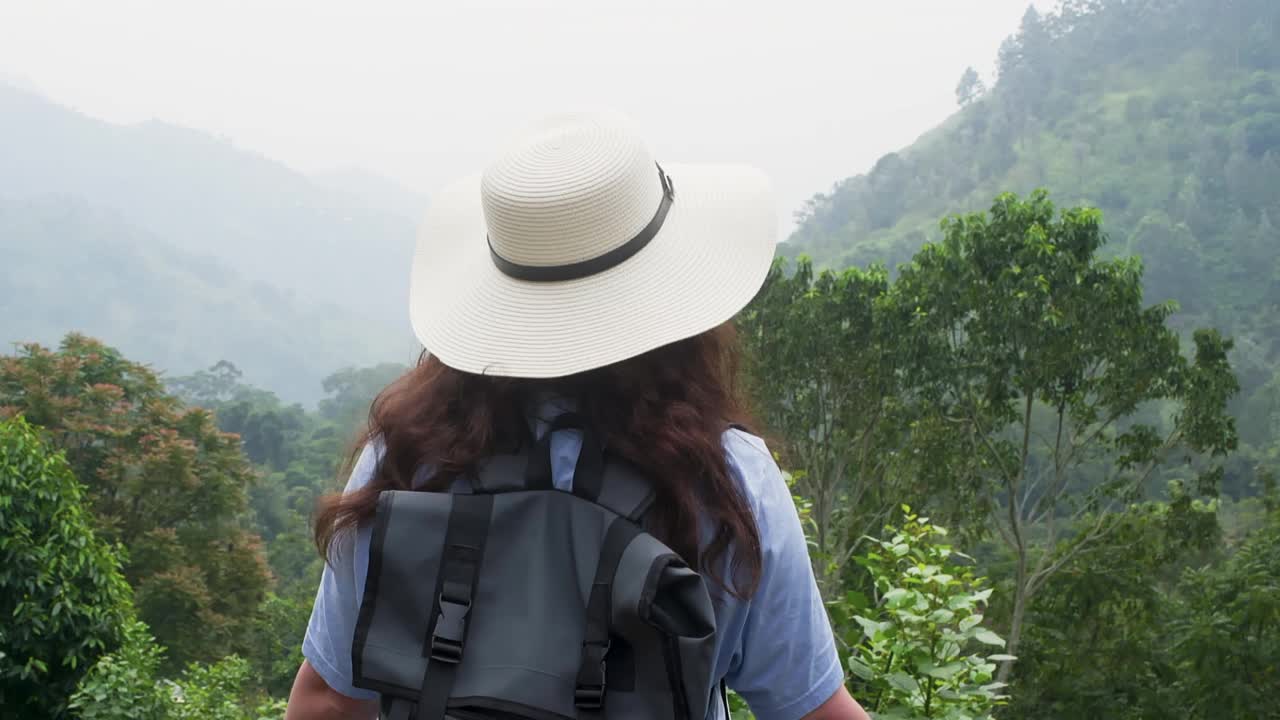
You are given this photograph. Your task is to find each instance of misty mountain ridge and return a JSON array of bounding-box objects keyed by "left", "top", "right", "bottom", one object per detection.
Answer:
[
  {"left": 0, "top": 82, "right": 423, "bottom": 404},
  {"left": 0, "top": 82, "right": 424, "bottom": 318}
]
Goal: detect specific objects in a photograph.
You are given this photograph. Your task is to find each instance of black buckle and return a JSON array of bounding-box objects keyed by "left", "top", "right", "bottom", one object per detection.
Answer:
[
  {"left": 574, "top": 639, "right": 610, "bottom": 710},
  {"left": 430, "top": 597, "right": 470, "bottom": 664},
  {"left": 574, "top": 684, "right": 605, "bottom": 710}
]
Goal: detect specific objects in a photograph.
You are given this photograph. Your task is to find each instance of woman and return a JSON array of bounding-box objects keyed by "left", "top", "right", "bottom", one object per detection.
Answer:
[{"left": 286, "top": 113, "right": 869, "bottom": 720}]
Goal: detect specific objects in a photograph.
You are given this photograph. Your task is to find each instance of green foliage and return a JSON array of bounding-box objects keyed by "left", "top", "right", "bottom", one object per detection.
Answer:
[
  {"left": 756, "top": 185, "right": 1257, "bottom": 716},
  {"left": 1167, "top": 506, "right": 1280, "bottom": 718},
  {"left": 70, "top": 620, "right": 287, "bottom": 720},
  {"left": 740, "top": 258, "right": 919, "bottom": 594},
  {"left": 0, "top": 416, "right": 132, "bottom": 719},
  {"left": 784, "top": 0, "right": 1280, "bottom": 481},
  {"left": 318, "top": 363, "right": 406, "bottom": 432},
  {"left": 69, "top": 621, "right": 170, "bottom": 720},
  {"left": 172, "top": 656, "right": 258, "bottom": 720},
  {"left": 891, "top": 190, "right": 1237, "bottom": 679},
  {"left": 1004, "top": 488, "right": 1221, "bottom": 719},
  {"left": 0, "top": 335, "right": 270, "bottom": 670},
  {"left": 727, "top": 689, "right": 754, "bottom": 720},
  {"left": 840, "top": 509, "right": 1007, "bottom": 720},
  {"left": 171, "top": 359, "right": 403, "bottom": 598},
  {"left": 1001, "top": 491, "right": 1280, "bottom": 720},
  {"left": 243, "top": 594, "right": 309, "bottom": 698},
  {"left": 955, "top": 67, "right": 985, "bottom": 108},
  {"left": 168, "top": 359, "right": 400, "bottom": 700}
]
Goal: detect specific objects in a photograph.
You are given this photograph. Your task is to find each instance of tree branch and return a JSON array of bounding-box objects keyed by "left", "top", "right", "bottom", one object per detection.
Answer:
[
  {"left": 986, "top": 485, "right": 1018, "bottom": 550},
  {"left": 1026, "top": 501, "right": 1120, "bottom": 598}
]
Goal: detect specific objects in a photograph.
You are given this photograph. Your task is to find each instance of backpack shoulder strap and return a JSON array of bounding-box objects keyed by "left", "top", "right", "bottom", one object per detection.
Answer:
[
  {"left": 592, "top": 456, "right": 656, "bottom": 521},
  {"left": 516, "top": 412, "right": 658, "bottom": 520}
]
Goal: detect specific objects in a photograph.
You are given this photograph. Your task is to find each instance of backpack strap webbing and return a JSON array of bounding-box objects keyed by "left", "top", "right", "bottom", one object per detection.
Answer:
[
  {"left": 415, "top": 493, "right": 494, "bottom": 720},
  {"left": 575, "top": 516, "right": 643, "bottom": 715},
  {"left": 518, "top": 412, "right": 609, "bottom": 491},
  {"left": 593, "top": 459, "right": 656, "bottom": 522},
  {"left": 475, "top": 412, "right": 657, "bottom": 521}
]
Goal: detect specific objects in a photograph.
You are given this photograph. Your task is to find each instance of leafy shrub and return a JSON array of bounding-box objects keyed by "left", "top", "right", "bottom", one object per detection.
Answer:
[
  {"left": 0, "top": 416, "right": 132, "bottom": 719},
  {"left": 1166, "top": 507, "right": 1280, "bottom": 717},
  {"left": 70, "top": 620, "right": 287, "bottom": 720},
  {"left": 839, "top": 508, "right": 1009, "bottom": 720},
  {"left": 68, "top": 621, "right": 169, "bottom": 720},
  {"left": 244, "top": 593, "right": 309, "bottom": 698}
]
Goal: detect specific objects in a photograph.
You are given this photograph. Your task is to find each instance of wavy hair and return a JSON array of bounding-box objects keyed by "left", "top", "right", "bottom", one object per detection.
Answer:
[{"left": 313, "top": 322, "right": 763, "bottom": 599}]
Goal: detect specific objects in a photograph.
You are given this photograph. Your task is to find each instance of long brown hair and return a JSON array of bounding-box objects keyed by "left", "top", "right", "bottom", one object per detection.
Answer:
[{"left": 314, "top": 322, "right": 763, "bottom": 599}]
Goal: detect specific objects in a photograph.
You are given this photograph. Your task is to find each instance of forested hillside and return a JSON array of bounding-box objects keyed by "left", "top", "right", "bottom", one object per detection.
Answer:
[
  {"left": 786, "top": 0, "right": 1280, "bottom": 443},
  {"left": 0, "top": 197, "right": 409, "bottom": 402},
  {"left": 763, "top": 1, "right": 1279, "bottom": 716},
  {"left": 0, "top": 83, "right": 422, "bottom": 403}
]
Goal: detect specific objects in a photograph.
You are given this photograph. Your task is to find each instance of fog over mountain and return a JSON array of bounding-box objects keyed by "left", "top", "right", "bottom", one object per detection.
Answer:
[{"left": 0, "top": 83, "right": 423, "bottom": 403}]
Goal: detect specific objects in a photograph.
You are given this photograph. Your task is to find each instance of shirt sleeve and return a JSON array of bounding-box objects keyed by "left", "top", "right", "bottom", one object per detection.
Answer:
[
  {"left": 722, "top": 432, "right": 845, "bottom": 720},
  {"left": 301, "top": 442, "right": 380, "bottom": 701}
]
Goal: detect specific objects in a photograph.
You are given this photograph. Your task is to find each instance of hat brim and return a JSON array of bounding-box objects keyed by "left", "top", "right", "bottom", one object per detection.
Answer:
[{"left": 409, "top": 163, "right": 776, "bottom": 378}]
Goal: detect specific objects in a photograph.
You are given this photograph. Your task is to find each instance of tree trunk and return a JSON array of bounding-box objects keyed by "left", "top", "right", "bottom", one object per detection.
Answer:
[{"left": 997, "top": 574, "right": 1030, "bottom": 685}]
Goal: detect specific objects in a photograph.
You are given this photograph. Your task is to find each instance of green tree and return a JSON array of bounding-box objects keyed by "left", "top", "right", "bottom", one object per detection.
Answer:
[
  {"left": 317, "top": 362, "right": 406, "bottom": 432},
  {"left": 68, "top": 621, "right": 169, "bottom": 720},
  {"left": 1166, "top": 503, "right": 1280, "bottom": 718},
  {"left": 841, "top": 508, "right": 1009, "bottom": 720},
  {"left": 891, "top": 191, "right": 1238, "bottom": 682},
  {"left": 170, "top": 359, "right": 401, "bottom": 599},
  {"left": 1006, "top": 489, "right": 1221, "bottom": 719},
  {"left": 740, "top": 259, "right": 918, "bottom": 594},
  {"left": 0, "top": 416, "right": 132, "bottom": 719},
  {"left": 167, "top": 361, "right": 248, "bottom": 408},
  {"left": 243, "top": 593, "right": 309, "bottom": 698},
  {"left": 0, "top": 335, "right": 270, "bottom": 669},
  {"left": 1128, "top": 213, "right": 1204, "bottom": 314},
  {"left": 781, "top": 2, "right": 1280, "bottom": 473},
  {"left": 955, "top": 67, "right": 986, "bottom": 107}
]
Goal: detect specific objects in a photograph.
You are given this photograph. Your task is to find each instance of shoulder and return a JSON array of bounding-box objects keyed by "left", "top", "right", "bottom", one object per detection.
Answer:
[
  {"left": 721, "top": 427, "right": 775, "bottom": 475},
  {"left": 342, "top": 437, "right": 386, "bottom": 493},
  {"left": 344, "top": 436, "right": 438, "bottom": 492},
  {"left": 721, "top": 427, "right": 794, "bottom": 534}
]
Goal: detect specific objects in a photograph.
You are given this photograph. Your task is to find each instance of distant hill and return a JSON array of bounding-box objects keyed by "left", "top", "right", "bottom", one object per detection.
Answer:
[
  {"left": 0, "top": 195, "right": 416, "bottom": 403},
  {"left": 0, "top": 84, "right": 423, "bottom": 321},
  {"left": 0, "top": 83, "right": 424, "bottom": 404},
  {"left": 783, "top": 0, "right": 1280, "bottom": 444}
]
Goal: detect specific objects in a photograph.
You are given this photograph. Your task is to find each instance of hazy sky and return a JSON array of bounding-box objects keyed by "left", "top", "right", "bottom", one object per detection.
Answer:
[{"left": 0, "top": 0, "right": 1045, "bottom": 236}]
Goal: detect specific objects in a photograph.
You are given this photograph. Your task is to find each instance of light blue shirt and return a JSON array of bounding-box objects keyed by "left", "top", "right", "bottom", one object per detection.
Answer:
[{"left": 303, "top": 420, "right": 843, "bottom": 720}]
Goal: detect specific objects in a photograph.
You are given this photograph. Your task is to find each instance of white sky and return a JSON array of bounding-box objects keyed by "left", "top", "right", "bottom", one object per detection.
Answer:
[{"left": 0, "top": 0, "right": 1045, "bottom": 236}]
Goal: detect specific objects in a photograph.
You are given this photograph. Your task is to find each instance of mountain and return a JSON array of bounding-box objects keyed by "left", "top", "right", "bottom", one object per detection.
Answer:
[
  {"left": 0, "top": 83, "right": 423, "bottom": 404},
  {"left": 783, "top": 0, "right": 1280, "bottom": 445},
  {"left": 0, "top": 82, "right": 418, "bottom": 323},
  {"left": 0, "top": 195, "right": 415, "bottom": 403}
]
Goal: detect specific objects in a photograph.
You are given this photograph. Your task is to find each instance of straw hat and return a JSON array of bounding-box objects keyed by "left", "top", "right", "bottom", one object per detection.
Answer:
[{"left": 409, "top": 112, "right": 776, "bottom": 378}]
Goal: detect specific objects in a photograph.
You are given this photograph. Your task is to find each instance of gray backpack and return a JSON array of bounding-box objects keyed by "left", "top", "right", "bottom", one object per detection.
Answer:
[{"left": 351, "top": 414, "right": 728, "bottom": 720}]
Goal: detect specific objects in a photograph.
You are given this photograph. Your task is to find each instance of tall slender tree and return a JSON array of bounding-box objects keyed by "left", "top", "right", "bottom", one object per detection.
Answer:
[{"left": 890, "top": 191, "right": 1238, "bottom": 682}]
